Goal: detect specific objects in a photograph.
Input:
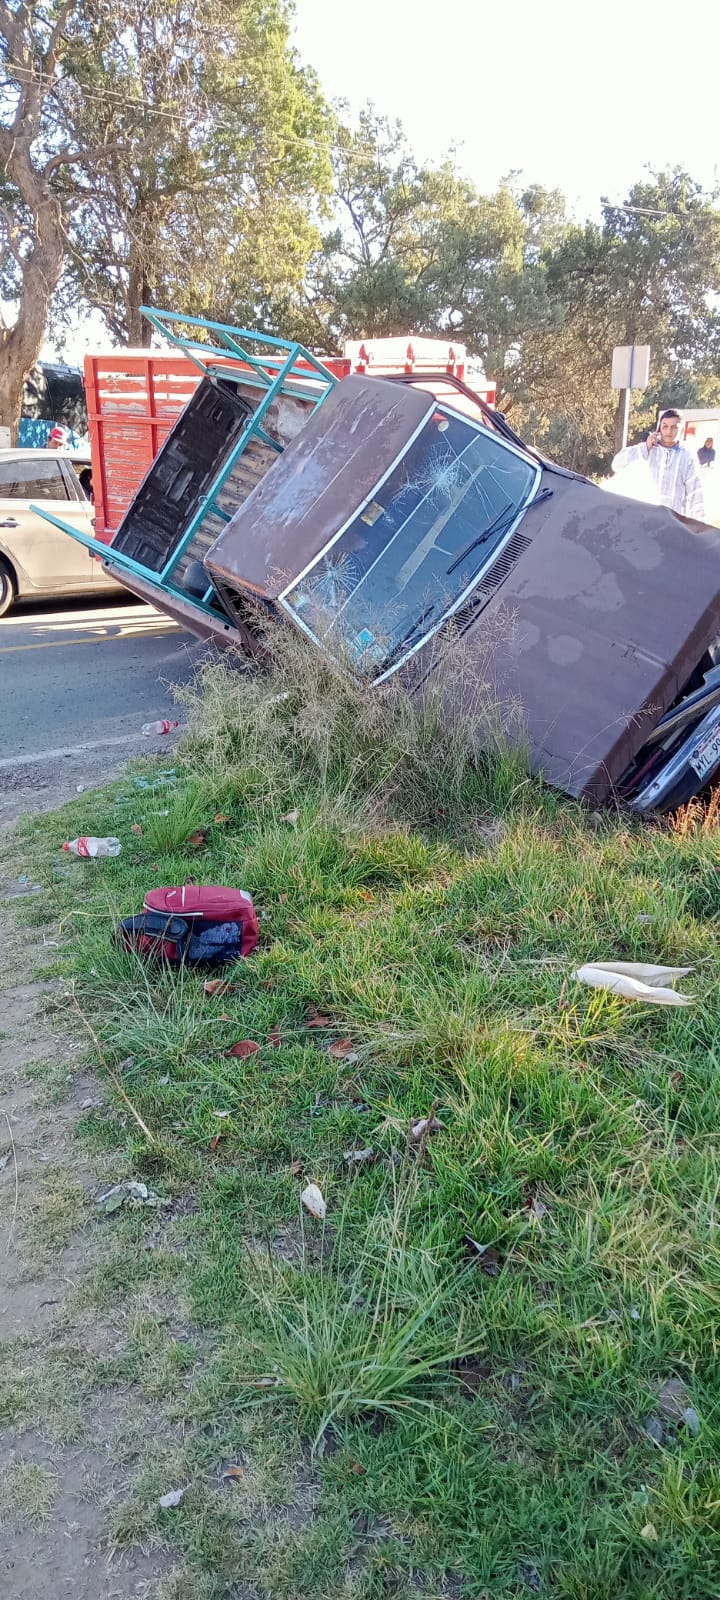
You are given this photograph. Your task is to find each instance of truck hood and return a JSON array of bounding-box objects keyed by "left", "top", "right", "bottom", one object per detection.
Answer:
[{"left": 406, "top": 471, "right": 720, "bottom": 803}]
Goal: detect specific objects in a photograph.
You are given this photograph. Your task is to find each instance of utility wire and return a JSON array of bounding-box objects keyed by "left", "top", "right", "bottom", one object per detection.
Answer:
[{"left": 0, "top": 57, "right": 383, "bottom": 163}]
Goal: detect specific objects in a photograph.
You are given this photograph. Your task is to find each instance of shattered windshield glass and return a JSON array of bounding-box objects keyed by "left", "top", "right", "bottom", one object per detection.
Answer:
[{"left": 281, "top": 407, "right": 539, "bottom": 672}]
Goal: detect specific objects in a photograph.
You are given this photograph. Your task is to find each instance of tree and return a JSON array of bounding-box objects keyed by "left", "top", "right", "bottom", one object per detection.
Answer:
[
  {"left": 430, "top": 181, "right": 569, "bottom": 409},
  {"left": 529, "top": 171, "right": 720, "bottom": 467},
  {"left": 58, "top": 0, "right": 333, "bottom": 346},
  {"left": 600, "top": 172, "right": 720, "bottom": 453},
  {"left": 307, "top": 134, "right": 572, "bottom": 408},
  {"left": 0, "top": 2, "right": 113, "bottom": 436},
  {"left": 301, "top": 109, "right": 479, "bottom": 350}
]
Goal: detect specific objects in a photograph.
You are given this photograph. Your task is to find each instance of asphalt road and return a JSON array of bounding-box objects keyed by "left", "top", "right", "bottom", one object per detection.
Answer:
[{"left": 0, "top": 595, "right": 203, "bottom": 824}]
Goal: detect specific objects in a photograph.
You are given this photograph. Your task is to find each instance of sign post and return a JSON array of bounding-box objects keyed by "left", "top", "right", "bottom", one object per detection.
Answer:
[{"left": 611, "top": 345, "right": 651, "bottom": 452}]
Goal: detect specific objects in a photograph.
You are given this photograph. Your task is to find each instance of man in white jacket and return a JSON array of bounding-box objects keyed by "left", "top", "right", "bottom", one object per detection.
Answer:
[{"left": 612, "top": 409, "right": 705, "bottom": 520}]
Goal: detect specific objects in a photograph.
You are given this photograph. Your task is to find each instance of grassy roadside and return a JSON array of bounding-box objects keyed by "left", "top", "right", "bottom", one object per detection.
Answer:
[{"left": 5, "top": 633, "right": 720, "bottom": 1599}]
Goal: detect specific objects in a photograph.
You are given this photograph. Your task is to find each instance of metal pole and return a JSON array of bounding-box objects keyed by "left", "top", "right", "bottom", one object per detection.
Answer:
[
  {"left": 620, "top": 344, "right": 636, "bottom": 451},
  {"left": 619, "top": 386, "right": 631, "bottom": 450}
]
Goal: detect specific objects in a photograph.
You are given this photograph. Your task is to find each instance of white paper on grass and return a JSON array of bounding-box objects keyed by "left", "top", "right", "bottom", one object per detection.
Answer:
[
  {"left": 573, "top": 961, "right": 694, "bottom": 1006},
  {"left": 577, "top": 962, "right": 693, "bottom": 985},
  {"left": 301, "top": 1183, "right": 326, "bottom": 1219}
]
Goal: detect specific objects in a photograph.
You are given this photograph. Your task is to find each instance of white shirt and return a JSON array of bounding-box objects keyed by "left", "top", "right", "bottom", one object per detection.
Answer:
[{"left": 611, "top": 440, "right": 705, "bottom": 520}]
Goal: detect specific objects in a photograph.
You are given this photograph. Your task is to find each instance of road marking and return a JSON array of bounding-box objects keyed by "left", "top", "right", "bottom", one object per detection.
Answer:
[
  {"left": 0, "top": 730, "right": 181, "bottom": 773},
  {"left": 0, "top": 628, "right": 174, "bottom": 654}
]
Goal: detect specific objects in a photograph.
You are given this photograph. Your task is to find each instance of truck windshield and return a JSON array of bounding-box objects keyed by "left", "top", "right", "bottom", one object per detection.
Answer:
[{"left": 281, "top": 406, "right": 539, "bottom": 672}]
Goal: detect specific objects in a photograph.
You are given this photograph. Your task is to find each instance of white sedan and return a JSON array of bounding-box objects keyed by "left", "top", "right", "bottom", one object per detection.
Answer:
[{"left": 0, "top": 448, "right": 122, "bottom": 617}]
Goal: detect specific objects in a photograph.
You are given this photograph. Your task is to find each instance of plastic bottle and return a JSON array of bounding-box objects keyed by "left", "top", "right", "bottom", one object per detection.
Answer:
[
  {"left": 63, "top": 837, "right": 122, "bottom": 859},
  {"left": 142, "top": 719, "right": 180, "bottom": 736}
]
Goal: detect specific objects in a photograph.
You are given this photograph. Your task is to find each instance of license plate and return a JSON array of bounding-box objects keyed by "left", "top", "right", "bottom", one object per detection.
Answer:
[{"left": 689, "top": 722, "right": 720, "bottom": 780}]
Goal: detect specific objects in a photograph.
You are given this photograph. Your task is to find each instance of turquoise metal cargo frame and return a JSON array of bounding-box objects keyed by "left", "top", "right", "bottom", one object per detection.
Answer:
[{"left": 32, "top": 309, "right": 338, "bottom": 627}]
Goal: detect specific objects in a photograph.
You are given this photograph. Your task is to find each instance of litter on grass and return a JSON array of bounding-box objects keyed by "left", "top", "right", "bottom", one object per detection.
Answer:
[
  {"left": 410, "top": 1115, "right": 446, "bottom": 1141},
  {"left": 158, "top": 1488, "right": 185, "bottom": 1509},
  {"left": 343, "top": 1147, "right": 375, "bottom": 1166},
  {"left": 97, "top": 1180, "right": 171, "bottom": 1212},
  {"left": 573, "top": 960, "right": 694, "bottom": 1006},
  {"left": 301, "top": 1182, "right": 326, "bottom": 1219}
]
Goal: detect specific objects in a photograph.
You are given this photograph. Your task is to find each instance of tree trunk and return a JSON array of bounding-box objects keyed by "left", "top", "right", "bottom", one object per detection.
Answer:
[
  {"left": 0, "top": 340, "right": 26, "bottom": 444},
  {"left": 127, "top": 246, "right": 153, "bottom": 346},
  {"left": 0, "top": 207, "right": 65, "bottom": 442}
]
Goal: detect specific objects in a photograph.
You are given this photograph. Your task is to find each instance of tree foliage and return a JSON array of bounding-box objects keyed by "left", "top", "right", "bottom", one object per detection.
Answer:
[
  {"left": 58, "top": 0, "right": 333, "bottom": 345},
  {"left": 0, "top": 1, "right": 117, "bottom": 433},
  {"left": 0, "top": 0, "right": 332, "bottom": 432},
  {"left": 1, "top": 9, "right": 719, "bottom": 472}
]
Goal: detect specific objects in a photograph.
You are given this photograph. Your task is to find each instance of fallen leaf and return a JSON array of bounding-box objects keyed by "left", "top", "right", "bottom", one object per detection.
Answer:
[
  {"left": 643, "top": 1413, "right": 665, "bottom": 1444},
  {"left": 348, "top": 1461, "right": 366, "bottom": 1476},
  {"left": 410, "top": 1116, "right": 446, "bottom": 1142},
  {"left": 683, "top": 1406, "right": 700, "bottom": 1435},
  {"left": 102, "top": 1191, "right": 125, "bottom": 1214},
  {"left": 529, "top": 1196, "right": 548, "bottom": 1222},
  {"left": 209, "top": 1133, "right": 223, "bottom": 1151},
  {"left": 225, "top": 1040, "right": 260, "bottom": 1059},
  {"left": 343, "top": 1147, "right": 375, "bottom": 1166},
  {"left": 204, "top": 978, "right": 238, "bottom": 997},
  {"left": 188, "top": 828, "right": 209, "bottom": 848},
  {"left": 214, "top": 812, "right": 231, "bottom": 824},
  {"left": 131, "top": 823, "right": 143, "bottom": 836},
  {"left": 158, "top": 1488, "right": 185, "bottom": 1509},
  {"left": 289, "top": 1160, "right": 304, "bottom": 1177},
  {"left": 280, "top": 808, "right": 299, "bottom": 826},
  {"left": 306, "top": 1010, "right": 333, "bottom": 1029},
  {"left": 278, "top": 893, "right": 288, "bottom": 904},
  {"left": 328, "top": 1036, "right": 355, "bottom": 1059},
  {"left": 267, "top": 1026, "right": 282, "bottom": 1047},
  {"left": 222, "top": 1464, "right": 245, "bottom": 1481},
  {"left": 640, "top": 1523, "right": 658, "bottom": 1542},
  {"left": 670, "top": 1070, "right": 684, "bottom": 1089},
  {"left": 301, "top": 1182, "right": 326, "bottom": 1220}
]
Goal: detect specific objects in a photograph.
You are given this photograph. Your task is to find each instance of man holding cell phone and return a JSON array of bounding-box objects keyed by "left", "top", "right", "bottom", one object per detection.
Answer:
[{"left": 612, "top": 408, "right": 705, "bottom": 520}]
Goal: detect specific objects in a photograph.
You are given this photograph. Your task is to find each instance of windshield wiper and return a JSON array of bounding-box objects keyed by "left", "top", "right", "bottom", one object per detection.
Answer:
[
  {"left": 445, "top": 486, "right": 553, "bottom": 576},
  {"left": 382, "top": 603, "right": 436, "bottom": 665}
]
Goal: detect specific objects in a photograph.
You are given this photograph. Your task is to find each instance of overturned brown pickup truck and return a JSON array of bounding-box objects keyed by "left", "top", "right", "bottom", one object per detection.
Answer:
[{"left": 38, "top": 313, "right": 720, "bottom": 813}]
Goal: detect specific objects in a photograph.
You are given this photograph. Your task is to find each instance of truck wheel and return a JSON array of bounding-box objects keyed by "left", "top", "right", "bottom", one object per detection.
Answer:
[{"left": 0, "top": 557, "right": 16, "bottom": 618}]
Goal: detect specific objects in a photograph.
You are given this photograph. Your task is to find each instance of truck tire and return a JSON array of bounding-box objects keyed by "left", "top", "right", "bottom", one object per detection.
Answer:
[{"left": 0, "top": 557, "right": 16, "bottom": 618}]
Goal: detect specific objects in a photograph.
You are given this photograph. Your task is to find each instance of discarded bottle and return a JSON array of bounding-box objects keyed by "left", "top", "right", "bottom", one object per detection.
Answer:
[
  {"left": 63, "top": 836, "right": 122, "bottom": 859},
  {"left": 142, "top": 719, "right": 180, "bottom": 736}
]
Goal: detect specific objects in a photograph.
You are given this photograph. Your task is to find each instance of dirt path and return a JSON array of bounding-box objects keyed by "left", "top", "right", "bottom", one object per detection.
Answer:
[
  {"left": 0, "top": 894, "right": 186, "bottom": 1599},
  {"left": 0, "top": 737, "right": 149, "bottom": 828}
]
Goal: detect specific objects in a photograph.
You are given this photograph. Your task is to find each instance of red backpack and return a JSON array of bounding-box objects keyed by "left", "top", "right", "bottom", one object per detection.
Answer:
[{"left": 118, "top": 885, "right": 259, "bottom": 966}]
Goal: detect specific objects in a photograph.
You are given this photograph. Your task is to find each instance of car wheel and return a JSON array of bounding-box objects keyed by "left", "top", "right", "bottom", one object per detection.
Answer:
[{"left": 0, "top": 558, "right": 16, "bottom": 618}]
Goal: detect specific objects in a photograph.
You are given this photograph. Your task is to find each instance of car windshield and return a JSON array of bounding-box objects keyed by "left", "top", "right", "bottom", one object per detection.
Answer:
[{"left": 281, "top": 407, "right": 539, "bottom": 671}]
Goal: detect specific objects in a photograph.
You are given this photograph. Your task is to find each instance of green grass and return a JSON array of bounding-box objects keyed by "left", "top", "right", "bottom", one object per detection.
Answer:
[
  {"left": 6, "top": 633, "right": 720, "bottom": 1598},
  {"left": 0, "top": 1458, "right": 58, "bottom": 1528}
]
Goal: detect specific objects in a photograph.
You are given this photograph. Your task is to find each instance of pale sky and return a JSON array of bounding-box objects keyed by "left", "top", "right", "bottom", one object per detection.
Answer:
[{"left": 291, "top": 0, "right": 720, "bottom": 216}]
